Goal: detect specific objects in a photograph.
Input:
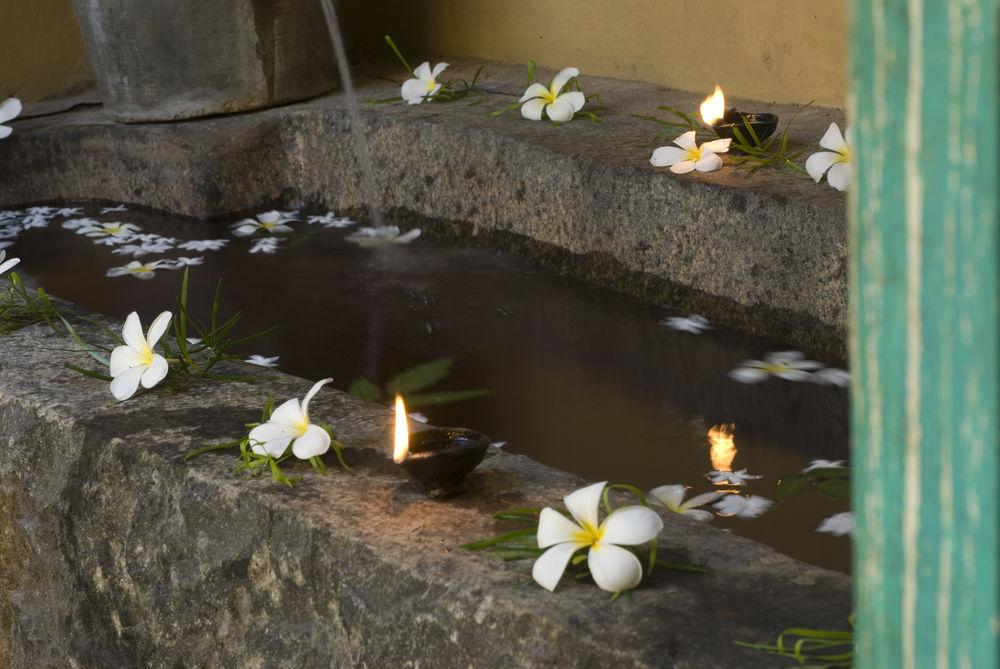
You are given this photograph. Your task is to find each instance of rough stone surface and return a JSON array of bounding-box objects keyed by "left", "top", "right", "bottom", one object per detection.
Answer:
[
  {"left": 0, "top": 307, "right": 852, "bottom": 668},
  {"left": 0, "top": 60, "right": 848, "bottom": 359}
]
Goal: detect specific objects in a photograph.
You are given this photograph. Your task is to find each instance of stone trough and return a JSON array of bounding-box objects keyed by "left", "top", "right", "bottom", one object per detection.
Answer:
[{"left": 1, "top": 61, "right": 852, "bottom": 667}]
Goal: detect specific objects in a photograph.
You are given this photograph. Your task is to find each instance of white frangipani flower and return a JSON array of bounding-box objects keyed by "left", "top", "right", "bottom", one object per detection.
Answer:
[
  {"left": 19, "top": 215, "right": 49, "bottom": 229},
  {"left": 78, "top": 221, "right": 141, "bottom": 239},
  {"left": 816, "top": 511, "right": 853, "bottom": 537},
  {"left": 56, "top": 207, "right": 83, "bottom": 217},
  {"left": 806, "top": 123, "right": 852, "bottom": 191},
  {"left": 0, "top": 211, "right": 22, "bottom": 222},
  {"left": 62, "top": 217, "right": 100, "bottom": 230},
  {"left": 401, "top": 62, "right": 448, "bottom": 105},
  {"left": 249, "top": 238, "right": 281, "bottom": 254},
  {"left": 0, "top": 98, "right": 22, "bottom": 139},
  {"left": 729, "top": 351, "right": 824, "bottom": 384},
  {"left": 100, "top": 204, "right": 128, "bottom": 214},
  {"left": 811, "top": 368, "right": 851, "bottom": 387},
  {"left": 801, "top": 459, "right": 847, "bottom": 474},
  {"left": 231, "top": 211, "right": 296, "bottom": 237},
  {"left": 25, "top": 206, "right": 56, "bottom": 217},
  {"left": 660, "top": 314, "right": 710, "bottom": 334},
  {"left": 345, "top": 226, "right": 421, "bottom": 247},
  {"left": 650, "top": 131, "right": 732, "bottom": 174},
  {"left": 648, "top": 485, "right": 721, "bottom": 522},
  {"left": 307, "top": 213, "right": 356, "bottom": 228},
  {"left": 245, "top": 355, "right": 279, "bottom": 367},
  {"left": 519, "top": 67, "right": 586, "bottom": 122},
  {"left": 705, "top": 468, "right": 762, "bottom": 486},
  {"left": 178, "top": 239, "right": 228, "bottom": 252},
  {"left": 714, "top": 494, "right": 773, "bottom": 519},
  {"left": 112, "top": 241, "right": 175, "bottom": 258},
  {"left": 0, "top": 250, "right": 21, "bottom": 276},
  {"left": 248, "top": 378, "right": 334, "bottom": 459},
  {"left": 172, "top": 256, "right": 204, "bottom": 267},
  {"left": 109, "top": 311, "right": 172, "bottom": 400},
  {"left": 532, "top": 481, "right": 663, "bottom": 593},
  {"left": 106, "top": 260, "right": 173, "bottom": 280}
]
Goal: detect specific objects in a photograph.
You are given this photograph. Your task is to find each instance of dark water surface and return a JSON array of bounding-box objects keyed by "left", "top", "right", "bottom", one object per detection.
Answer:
[{"left": 11, "top": 204, "right": 851, "bottom": 572}]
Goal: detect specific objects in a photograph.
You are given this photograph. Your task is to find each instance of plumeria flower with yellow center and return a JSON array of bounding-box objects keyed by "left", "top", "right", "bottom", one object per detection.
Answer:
[
  {"left": 0, "top": 98, "right": 22, "bottom": 140},
  {"left": 650, "top": 131, "right": 732, "bottom": 174},
  {"left": 106, "top": 259, "right": 175, "bottom": 280},
  {"left": 532, "top": 481, "right": 663, "bottom": 593},
  {"left": 729, "top": 351, "right": 824, "bottom": 384},
  {"left": 401, "top": 62, "right": 448, "bottom": 105},
  {"left": 0, "top": 249, "right": 21, "bottom": 277},
  {"left": 248, "top": 378, "right": 334, "bottom": 459},
  {"left": 78, "top": 221, "right": 141, "bottom": 239},
  {"left": 648, "top": 485, "right": 721, "bottom": 522},
  {"left": 806, "top": 123, "right": 852, "bottom": 191},
  {"left": 519, "top": 67, "right": 586, "bottom": 123},
  {"left": 230, "top": 211, "right": 297, "bottom": 237},
  {"left": 715, "top": 493, "right": 773, "bottom": 519},
  {"left": 109, "top": 311, "right": 172, "bottom": 400}
]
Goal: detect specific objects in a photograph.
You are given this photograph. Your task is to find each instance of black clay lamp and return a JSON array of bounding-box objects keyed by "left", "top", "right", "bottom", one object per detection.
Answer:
[{"left": 700, "top": 85, "right": 778, "bottom": 145}]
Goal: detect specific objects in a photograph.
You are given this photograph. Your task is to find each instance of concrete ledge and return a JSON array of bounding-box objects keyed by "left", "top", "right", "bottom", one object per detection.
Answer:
[
  {"left": 0, "top": 60, "right": 848, "bottom": 359},
  {"left": 0, "top": 308, "right": 851, "bottom": 667}
]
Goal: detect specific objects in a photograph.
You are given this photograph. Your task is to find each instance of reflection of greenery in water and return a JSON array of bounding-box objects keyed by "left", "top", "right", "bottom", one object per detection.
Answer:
[
  {"left": 348, "top": 356, "right": 492, "bottom": 409},
  {"left": 779, "top": 467, "right": 851, "bottom": 502},
  {"left": 736, "top": 619, "right": 854, "bottom": 668}
]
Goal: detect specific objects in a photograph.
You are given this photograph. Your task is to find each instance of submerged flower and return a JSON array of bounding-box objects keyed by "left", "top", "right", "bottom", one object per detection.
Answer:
[
  {"left": 249, "top": 238, "right": 281, "bottom": 254},
  {"left": 346, "top": 226, "right": 421, "bottom": 247},
  {"left": 19, "top": 215, "right": 49, "bottom": 230},
  {"left": 533, "top": 481, "right": 663, "bottom": 593},
  {"left": 230, "top": 211, "right": 297, "bottom": 237},
  {"left": 172, "top": 256, "right": 204, "bottom": 267},
  {"left": 650, "top": 131, "right": 731, "bottom": 174},
  {"left": 519, "top": 67, "right": 586, "bottom": 122},
  {"left": 112, "top": 241, "right": 175, "bottom": 258},
  {"left": 245, "top": 355, "right": 279, "bottom": 367},
  {"left": 178, "top": 239, "right": 228, "bottom": 252},
  {"left": 715, "top": 494, "right": 773, "bottom": 519},
  {"left": 816, "top": 511, "right": 853, "bottom": 537},
  {"left": 705, "top": 468, "right": 762, "bottom": 486},
  {"left": 62, "top": 217, "right": 100, "bottom": 231},
  {"left": 0, "top": 98, "right": 22, "bottom": 139},
  {"left": 56, "top": 207, "right": 83, "bottom": 217},
  {"left": 729, "top": 351, "right": 824, "bottom": 384},
  {"left": 812, "top": 367, "right": 851, "bottom": 387},
  {"left": 25, "top": 206, "right": 56, "bottom": 218},
  {"left": 106, "top": 260, "right": 172, "bottom": 280},
  {"left": 660, "top": 314, "right": 710, "bottom": 334},
  {"left": 401, "top": 62, "right": 448, "bottom": 105},
  {"left": 100, "top": 204, "right": 128, "bottom": 214},
  {"left": 806, "top": 123, "right": 852, "bottom": 191},
  {"left": 307, "top": 212, "right": 356, "bottom": 228},
  {"left": 0, "top": 250, "right": 21, "bottom": 276},
  {"left": 109, "top": 311, "right": 172, "bottom": 400},
  {"left": 801, "top": 459, "right": 847, "bottom": 473},
  {"left": 248, "top": 378, "right": 334, "bottom": 459},
  {"left": 648, "top": 485, "right": 721, "bottom": 522}
]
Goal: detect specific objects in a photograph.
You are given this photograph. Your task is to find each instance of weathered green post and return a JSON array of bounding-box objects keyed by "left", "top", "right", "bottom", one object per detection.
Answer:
[{"left": 850, "top": 0, "right": 999, "bottom": 667}]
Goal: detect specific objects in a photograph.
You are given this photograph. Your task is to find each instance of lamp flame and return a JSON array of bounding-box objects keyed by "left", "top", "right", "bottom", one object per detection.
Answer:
[
  {"left": 394, "top": 395, "right": 410, "bottom": 463},
  {"left": 700, "top": 85, "right": 726, "bottom": 126},
  {"left": 708, "top": 423, "right": 736, "bottom": 473}
]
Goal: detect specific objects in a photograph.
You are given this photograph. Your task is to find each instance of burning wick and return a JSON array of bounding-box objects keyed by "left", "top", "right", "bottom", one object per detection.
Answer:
[
  {"left": 700, "top": 85, "right": 726, "bottom": 127},
  {"left": 698, "top": 84, "right": 778, "bottom": 144},
  {"left": 394, "top": 395, "right": 410, "bottom": 463}
]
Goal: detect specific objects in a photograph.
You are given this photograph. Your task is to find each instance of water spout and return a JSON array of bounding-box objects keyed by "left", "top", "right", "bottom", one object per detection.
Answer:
[{"left": 318, "top": 0, "right": 385, "bottom": 228}]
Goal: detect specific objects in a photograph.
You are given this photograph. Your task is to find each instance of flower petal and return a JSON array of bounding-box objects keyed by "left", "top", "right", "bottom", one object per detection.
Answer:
[
  {"left": 292, "top": 424, "right": 331, "bottom": 459},
  {"left": 140, "top": 354, "right": 169, "bottom": 389},
  {"left": 563, "top": 481, "right": 606, "bottom": 531},
  {"left": 672, "top": 131, "right": 697, "bottom": 150},
  {"left": 249, "top": 421, "right": 299, "bottom": 444},
  {"left": 700, "top": 138, "right": 732, "bottom": 154},
  {"left": 818, "top": 122, "right": 847, "bottom": 152},
  {"left": 537, "top": 507, "right": 584, "bottom": 548},
  {"left": 587, "top": 543, "right": 643, "bottom": 593},
  {"left": 827, "top": 162, "right": 852, "bottom": 191},
  {"left": 0, "top": 98, "right": 21, "bottom": 125},
  {"left": 413, "top": 62, "right": 432, "bottom": 81},
  {"left": 110, "top": 364, "right": 146, "bottom": 401},
  {"left": 401, "top": 78, "right": 426, "bottom": 103},
  {"left": 558, "top": 91, "right": 585, "bottom": 112},
  {"left": 549, "top": 67, "right": 579, "bottom": 96},
  {"left": 109, "top": 345, "right": 144, "bottom": 376},
  {"left": 600, "top": 506, "right": 663, "bottom": 545},
  {"left": 231, "top": 224, "right": 258, "bottom": 237},
  {"left": 648, "top": 484, "right": 686, "bottom": 511},
  {"left": 520, "top": 98, "right": 547, "bottom": 121},
  {"left": 670, "top": 160, "right": 697, "bottom": 175},
  {"left": 681, "top": 491, "right": 723, "bottom": 511},
  {"left": 729, "top": 367, "right": 769, "bottom": 383},
  {"left": 649, "top": 146, "right": 688, "bottom": 168},
  {"left": 121, "top": 312, "right": 146, "bottom": 351},
  {"left": 545, "top": 98, "right": 575, "bottom": 123},
  {"left": 805, "top": 151, "right": 839, "bottom": 183},
  {"left": 269, "top": 398, "right": 304, "bottom": 426},
  {"left": 301, "top": 377, "right": 333, "bottom": 420},
  {"left": 431, "top": 62, "right": 449, "bottom": 78},
  {"left": 694, "top": 152, "right": 723, "bottom": 172},
  {"left": 0, "top": 257, "right": 19, "bottom": 274},
  {"left": 0, "top": 126, "right": 11, "bottom": 140},
  {"left": 683, "top": 509, "right": 715, "bottom": 522},
  {"left": 145, "top": 311, "right": 172, "bottom": 349},
  {"left": 519, "top": 83, "right": 549, "bottom": 103},
  {"left": 252, "top": 435, "right": 292, "bottom": 458},
  {"left": 531, "top": 542, "right": 581, "bottom": 592}
]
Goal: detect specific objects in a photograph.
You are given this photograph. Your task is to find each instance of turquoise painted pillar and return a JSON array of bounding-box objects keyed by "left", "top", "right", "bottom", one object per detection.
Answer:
[{"left": 850, "top": 0, "right": 999, "bottom": 667}]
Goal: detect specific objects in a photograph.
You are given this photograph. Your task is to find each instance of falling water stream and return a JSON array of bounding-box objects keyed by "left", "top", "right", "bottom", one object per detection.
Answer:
[{"left": 318, "top": 0, "right": 385, "bottom": 228}]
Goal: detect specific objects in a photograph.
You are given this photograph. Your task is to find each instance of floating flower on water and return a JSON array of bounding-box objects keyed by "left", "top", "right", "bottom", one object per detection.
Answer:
[
  {"left": 112, "top": 241, "right": 175, "bottom": 258},
  {"left": 100, "top": 204, "right": 128, "bottom": 214},
  {"left": 106, "top": 260, "right": 174, "bottom": 280},
  {"left": 56, "top": 207, "right": 83, "bottom": 217},
  {"left": 801, "top": 459, "right": 847, "bottom": 473},
  {"left": 714, "top": 494, "right": 773, "bottom": 519},
  {"left": 811, "top": 367, "right": 851, "bottom": 387},
  {"left": 178, "top": 239, "right": 228, "bottom": 252},
  {"left": 172, "top": 256, "right": 204, "bottom": 267},
  {"left": 248, "top": 378, "right": 334, "bottom": 459},
  {"left": 519, "top": 67, "right": 586, "bottom": 122},
  {"left": 245, "top": 355, "right": 279, "bottom": 367},
  {"left": 648, "top": 485, "right": 721, "bottom": 522},
  {"left": 230, "top": 211, "right": 297, "bottom": 237},
  {"left": 650, "top": 131, "right": 732, "bottom": 174},
  {"left": 0, "top": 250, "right": 21, "bottom": 276},
  {"left": 25, "top": 206, "right": 56, "bottom": 218},
  {"left": 806, "top": 123, "right": 852, "bottom": 191},
  {"left": 307, "top": 212, "right": 356, "bottom": 228},
  {"left": 109, "top": 311, "right": 172, "bottom": 400},
  {"left": 816, "top": 511, "right": 853, "bottom": 537},
  {"left": 0, "top": 211, "right": 21, "bottom": 222},
  {"left": 533, "top": 481, "right": 663, "bottom": 593},
  {"left": 346, "top": 226, "right": 421, "bottom": 247},
  {"left": 0, "top": 98, "right": 22, "bottom": 140},
  {"left": 62, "top": 217, "right": 100, "bottom": 230},
  {"left": 249, "top": 238, "right": 281, "bottom": 254},
  {"left": 78, "top": 221, "right": 141, "bottom": 239},
  {"left": 705, "top": 468, "right": 762, "bottom": 486},
  {"left": 401, "top": 62, "right": 448, "bottom": 105},
  {"left": 19, "top": 215, "right": 49, "bottom": 230},
  {"left": 729, "top": 351, "right": 824, "bottom": 384},
  {"left": 660, "top": 314, "right": 710, "bottom": 334}
]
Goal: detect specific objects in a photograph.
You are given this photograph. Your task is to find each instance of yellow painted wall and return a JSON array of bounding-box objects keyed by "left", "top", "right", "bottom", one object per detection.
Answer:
[{"left": 1, "top": 0, "right": 846, "bottom": 107}]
